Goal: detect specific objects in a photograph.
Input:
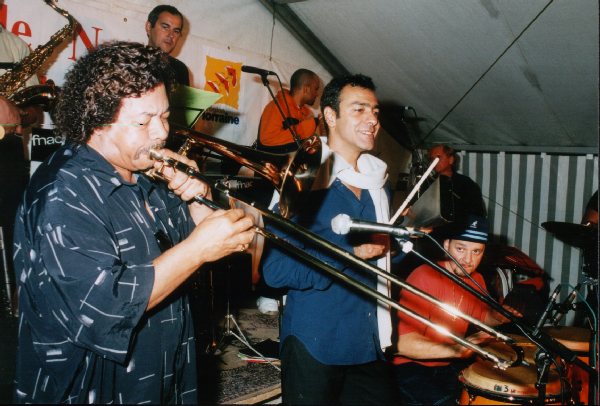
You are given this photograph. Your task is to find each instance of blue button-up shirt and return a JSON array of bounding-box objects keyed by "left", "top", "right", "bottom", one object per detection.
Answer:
[
  {"left": 13, "top": 142, "right": 198, "bottom": 404},
  {"left": 263, "top": 178, "right": 403, "bottom": 365}
]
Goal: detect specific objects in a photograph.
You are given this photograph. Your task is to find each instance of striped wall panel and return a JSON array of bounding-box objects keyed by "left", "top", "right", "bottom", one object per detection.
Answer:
[{"left": 459, "top": 152, "right": 598, "bottom": 326}]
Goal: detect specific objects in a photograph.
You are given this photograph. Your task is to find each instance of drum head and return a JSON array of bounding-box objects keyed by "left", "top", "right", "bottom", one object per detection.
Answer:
[
  {"left": 479, "top": 335, "right": 558, "bottom": 368},
  {"left": 541, "top": 326, "right": 590, "bottom": 353},
  {"left": 461, "top": 361, "right": 563, "bottom": 397}
]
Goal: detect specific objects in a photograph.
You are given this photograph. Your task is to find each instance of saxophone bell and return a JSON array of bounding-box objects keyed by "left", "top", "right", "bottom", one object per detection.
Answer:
[{"left": 9, "top": 81, "right": 57, "bottom": 111}]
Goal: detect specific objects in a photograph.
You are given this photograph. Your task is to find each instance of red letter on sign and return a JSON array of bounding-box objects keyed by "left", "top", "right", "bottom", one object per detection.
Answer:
[
  {"left": 11, "top": 21, "right": 32, "bottom": 37},
  {"left": 69, "top": 24, "right": 103, "bottom": 61},
  {"left": 0, "top": 5, "right": 7, "bottom": 30}
]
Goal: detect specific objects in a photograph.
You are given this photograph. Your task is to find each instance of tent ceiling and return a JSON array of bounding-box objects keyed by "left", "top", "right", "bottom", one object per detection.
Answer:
[{"left": 263, "top": 0, "right": 599, "bottom": 154}]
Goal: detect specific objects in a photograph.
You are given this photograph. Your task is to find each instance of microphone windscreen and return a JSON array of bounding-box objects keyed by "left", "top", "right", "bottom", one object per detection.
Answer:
[{"left": 331, "top": 214, "right": 351, "bottom": 235}]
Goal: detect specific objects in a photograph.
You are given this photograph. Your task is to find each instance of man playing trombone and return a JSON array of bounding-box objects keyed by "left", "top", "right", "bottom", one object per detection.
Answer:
[
  {"left": 392, "top": 216, "right": 521, "bottom": 405},
  {"left": 12, "top": 42, "right": 255, "bottom": 404},
  {"left": 262, "top": 74, "right": 401, "bottom": 405}
]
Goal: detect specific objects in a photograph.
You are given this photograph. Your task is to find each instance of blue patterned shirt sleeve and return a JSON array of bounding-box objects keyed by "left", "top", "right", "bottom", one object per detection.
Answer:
[{"left": 13, "top": 143, "right": 198, "bottom": 404}]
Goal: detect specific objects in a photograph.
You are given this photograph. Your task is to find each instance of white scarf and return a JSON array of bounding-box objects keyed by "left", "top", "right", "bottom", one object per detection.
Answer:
[
  {"left": 268, "top": 138, "right": 393, "bottom": 349},
  {"left": 315, "top": 139, "right": 392, "bottom": 350}
]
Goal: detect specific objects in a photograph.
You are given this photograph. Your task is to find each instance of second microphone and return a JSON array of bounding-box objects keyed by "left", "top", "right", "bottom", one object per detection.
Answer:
[{"left": 331, "top": 214, "right": 425, "bottom": 238}]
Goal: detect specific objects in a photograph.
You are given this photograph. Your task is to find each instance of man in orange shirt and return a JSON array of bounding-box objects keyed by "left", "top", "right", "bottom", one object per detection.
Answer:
[{"left": 257, "top": 69, "right": 320, "bottom": 154}]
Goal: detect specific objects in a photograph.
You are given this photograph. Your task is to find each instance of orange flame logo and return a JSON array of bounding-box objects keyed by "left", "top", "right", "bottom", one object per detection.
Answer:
[{"left": 204, "top": 56, "right": 242, "bottom": 110}]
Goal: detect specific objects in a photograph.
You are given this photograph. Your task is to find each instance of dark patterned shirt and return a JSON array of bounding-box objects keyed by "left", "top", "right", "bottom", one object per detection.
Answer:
[
  {"left": 168, "top": 56, "right": 190, "bottom": 86},
  {"left": 13, "top": 142, "right": 198, "bottom": 404}
]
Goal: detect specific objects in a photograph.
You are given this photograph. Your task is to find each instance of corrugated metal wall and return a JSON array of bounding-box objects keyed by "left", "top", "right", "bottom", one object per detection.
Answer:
[{"left": 459, "top": 152, "right": 598, "bottom": 325}]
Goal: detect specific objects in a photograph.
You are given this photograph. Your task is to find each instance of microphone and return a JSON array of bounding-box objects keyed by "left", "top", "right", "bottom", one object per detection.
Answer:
[
  {"left": 331, "top": 214, "right": 425, "bottom": 237},
  {"left": 552, "top": 282, "right": 581, "bottom": 325},
  {"left": 241, "top": 65, "right": 277, "bottom": 76},
  {"left": 535, "top": 284, "right": 561, "bottom": 330}
]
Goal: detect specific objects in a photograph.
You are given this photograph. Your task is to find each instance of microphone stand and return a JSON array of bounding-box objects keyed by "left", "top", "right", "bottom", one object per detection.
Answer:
[
  {"left": 407, "top": 235, "right": 598, "bottom": 384},
  {"left": 535, "top": 284, "right": 561, "bottom": 330},
  {"left": 400, "top": 107, "right": 432, "bottom": 193},
  {"left": 0, "top": 227, "right": 14, "bottom": 317},
  {"left": 551, "top": 283, "right": 581, "bottom": 326},
  {"left": 533, "top": 348, "right": 553, "bottom": 404},
  {"left": 256, "top": 72, "right": 302, "bottom": 145}
]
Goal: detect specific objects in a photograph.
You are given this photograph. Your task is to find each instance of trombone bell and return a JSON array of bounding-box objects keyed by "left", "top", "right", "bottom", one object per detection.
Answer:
[{"left": 168, "top": 123, "right": 322, "bottom": 219}]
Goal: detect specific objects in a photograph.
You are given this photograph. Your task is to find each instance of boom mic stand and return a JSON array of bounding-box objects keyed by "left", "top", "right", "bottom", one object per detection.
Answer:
[
  {"left": 208, "top": 256, "right": 239, "bottom": 355},
  {"left": 254, "top": 72, "right": 302, "bottom": 146}
]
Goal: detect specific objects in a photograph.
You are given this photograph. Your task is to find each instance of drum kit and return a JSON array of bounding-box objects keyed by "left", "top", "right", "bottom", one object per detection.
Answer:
[
  {"left": 542, "top": 221, "right": 598, "bottom": 277},
  {"left": 459, "top": 326, "right": 593, "bottom": 405},
  {"left": 457, "top": 220, "right": 598, "bottom": 405}
]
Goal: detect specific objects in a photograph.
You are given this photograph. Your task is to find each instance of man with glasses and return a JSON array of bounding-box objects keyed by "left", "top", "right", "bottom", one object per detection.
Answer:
[{"left": 146, "top": 5, "right": 190, "bottom": 85}]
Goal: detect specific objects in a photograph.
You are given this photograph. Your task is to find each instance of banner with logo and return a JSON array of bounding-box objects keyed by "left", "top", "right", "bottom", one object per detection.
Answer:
[
  {"left": 4, "top": 0, "right": 409, "bottom": 276},
  {"left": 3, "top": 0, "right": 329, "bottom": 171}
]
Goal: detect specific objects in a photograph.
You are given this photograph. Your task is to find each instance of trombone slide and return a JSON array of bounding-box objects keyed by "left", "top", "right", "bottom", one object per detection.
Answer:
[{"left": 145, "top": 135, "right": 517, "bottom": 369}]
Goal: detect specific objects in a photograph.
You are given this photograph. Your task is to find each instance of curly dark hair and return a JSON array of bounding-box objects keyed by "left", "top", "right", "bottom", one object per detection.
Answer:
[
  {"left": 52, "top": 41, "right": 175, "bottom": 144},
  {"left": 320, "top": 74, "right": 376, "bottom": 135}
]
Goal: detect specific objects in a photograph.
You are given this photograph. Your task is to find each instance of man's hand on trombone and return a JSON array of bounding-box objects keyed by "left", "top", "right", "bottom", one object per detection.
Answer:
[
  {"left": 146, "top": 146, "right": 256, "bottom": 311},
  {"left": 148, "top": 147, "right": 256, "bottom": 253},
  {"left": 151, "top": 148, "right": 214, "bottom": 224}
]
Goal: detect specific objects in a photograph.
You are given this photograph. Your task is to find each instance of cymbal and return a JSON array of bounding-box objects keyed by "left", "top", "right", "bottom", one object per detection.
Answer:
[
  {"left": 483, "top": 244, "right": 544, "bottom": 274},
  {"left": 541, "top": 221, "right": 598, "bottom": 251}
]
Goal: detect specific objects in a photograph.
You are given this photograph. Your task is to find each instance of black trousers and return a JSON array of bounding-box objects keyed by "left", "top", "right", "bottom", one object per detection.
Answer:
[
  {"left": 394, "top": 361, "right": 469, "bottom": 405},
  {"left": 280, "top": 335, "right": 400, "bottom": 405}
]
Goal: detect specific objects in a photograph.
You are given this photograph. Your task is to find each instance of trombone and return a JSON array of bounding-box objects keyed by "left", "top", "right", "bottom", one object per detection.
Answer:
[{"left": 147, "top": 123, "right": 521, "bottom": 369}]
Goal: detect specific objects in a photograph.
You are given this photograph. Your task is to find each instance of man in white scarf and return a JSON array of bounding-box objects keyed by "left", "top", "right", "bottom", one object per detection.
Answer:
[{"left": 262, "top": 74, "right": 401, "bottom": 405}]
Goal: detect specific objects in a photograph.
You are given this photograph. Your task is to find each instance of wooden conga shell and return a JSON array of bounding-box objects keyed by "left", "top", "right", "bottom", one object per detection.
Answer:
[
  {"left": 459, "top": 361, "right": 565, "bottom": 405},
  {"left": 540, "top": 326, "right": 590, "bottom": 353},
  {"left": 541, "top": 326, "right": 592, "bottom": 405}
]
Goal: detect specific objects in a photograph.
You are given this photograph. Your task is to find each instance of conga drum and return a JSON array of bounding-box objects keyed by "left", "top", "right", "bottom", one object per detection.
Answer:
[
  {"left": 479, "top": 335, "right": 540, "bottom": 367},
  {"left": 459, "top": 361, "right": 566, "bottom": 405},
  {"left": 541, "top": 326, "right": 592, "bottom": 405},
  {"left": 479, "top": 335, "right": 564, "bottom": 369}
]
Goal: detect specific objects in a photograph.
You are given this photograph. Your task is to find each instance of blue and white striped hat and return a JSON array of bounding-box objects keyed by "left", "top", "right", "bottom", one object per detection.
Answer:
[{"left": 448, "top": 215, "right": 489, "bottom": 243}]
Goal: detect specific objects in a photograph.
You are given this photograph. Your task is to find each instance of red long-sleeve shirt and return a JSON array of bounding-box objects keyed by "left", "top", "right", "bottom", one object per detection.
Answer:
[{"left": 393, "top": 262, "right": 490, "bottom": 367}]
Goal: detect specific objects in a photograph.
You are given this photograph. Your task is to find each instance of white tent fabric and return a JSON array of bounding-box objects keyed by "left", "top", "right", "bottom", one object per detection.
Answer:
[{"left": 288, "top": 0, "right": 598, "bottom": 151}]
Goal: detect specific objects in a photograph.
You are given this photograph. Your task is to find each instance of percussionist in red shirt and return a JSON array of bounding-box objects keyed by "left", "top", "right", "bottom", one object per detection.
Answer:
[{"left": 392, "top": 216, "right": 521, "bottom": 405}]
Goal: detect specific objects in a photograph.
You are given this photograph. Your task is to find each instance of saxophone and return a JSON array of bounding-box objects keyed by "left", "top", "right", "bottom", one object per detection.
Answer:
[{"left": 0, "top": 0, "right": 77, "bottom": 110}]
